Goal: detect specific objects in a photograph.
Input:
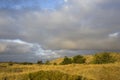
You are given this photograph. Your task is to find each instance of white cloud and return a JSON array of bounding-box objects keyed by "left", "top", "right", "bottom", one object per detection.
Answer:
[
  {"left": 0, "top": 0, "right": 120, "bottom": 62},
  {"left": 109, "top": 32, "right": 119, "bottom": 38},
  {"left": 0, "top": 0, "right": 120, "bottom": 50},
  {"left": 0, "top": 39, "right": 32, "bottom": 46},
  {"left": 0, "top": 39, "right": 60, "bottom": 60},
  {"left": 64, "top": 0, "right": 68, "bottom": 3}
]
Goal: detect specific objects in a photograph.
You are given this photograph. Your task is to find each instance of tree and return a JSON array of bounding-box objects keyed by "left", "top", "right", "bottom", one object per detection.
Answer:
[
  {"left": 93, "top": 52, "right": 116, "bottom": 64},
  {"left": 37, "top": 60, "right": 43, "bottom": 64},
  {"left": 60, "top": 56, "right": 72, "bottom": 65},
  {"left": 45, "top": 60, "right": 50, "bottom": 65},
  {"left": 73, "top": 55, "right": 86, "bottom": 64},
  {"left": 53, "top": 62, "right": 57, "bottom": 65}
]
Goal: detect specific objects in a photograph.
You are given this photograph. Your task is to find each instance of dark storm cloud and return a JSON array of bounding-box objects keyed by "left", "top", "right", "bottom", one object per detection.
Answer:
[{"left": 0, "top": 0, "right": 120, "bottom": 61}]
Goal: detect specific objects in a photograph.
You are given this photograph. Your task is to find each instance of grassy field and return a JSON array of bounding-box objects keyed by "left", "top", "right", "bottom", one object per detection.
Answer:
[{"left": 0, "top": 52, "right": 120, "bottom": 80}]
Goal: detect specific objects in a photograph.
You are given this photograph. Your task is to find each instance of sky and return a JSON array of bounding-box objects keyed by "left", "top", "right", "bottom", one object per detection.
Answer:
[{"left": 0, "top": 0, "right": 120, "bottom": 62}]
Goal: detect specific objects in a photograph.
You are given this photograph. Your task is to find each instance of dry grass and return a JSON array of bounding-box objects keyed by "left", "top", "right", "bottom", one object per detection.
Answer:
[
  {"left": 0, "top": 53, "right": 120, "bottom": 80},
  {"left": 50, "top": 58, "right": 64, "bottom": 64},
  {"left": 0, "top": 63, "right": 120, "bottom": 80}
]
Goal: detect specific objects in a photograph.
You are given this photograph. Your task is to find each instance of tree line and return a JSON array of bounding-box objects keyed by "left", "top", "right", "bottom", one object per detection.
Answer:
[
  {"left": 7, "top": 52, "right": 117, "bottom": 66},
  {"left": 60, "top": 52, "right": 116, "bottom": 65}
]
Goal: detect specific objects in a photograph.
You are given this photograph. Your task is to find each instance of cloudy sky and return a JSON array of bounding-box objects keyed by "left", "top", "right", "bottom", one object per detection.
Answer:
[{"left": 0, "top": 0, "right": 120, "bottom": 62}]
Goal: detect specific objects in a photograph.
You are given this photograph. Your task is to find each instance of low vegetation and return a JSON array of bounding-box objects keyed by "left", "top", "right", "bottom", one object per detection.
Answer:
[
  {"left": 60, "top": 56, "right": 73, "bottom": 65},
  {"left": 92, "top": 52, "right": 116, "bottom": 64},
  {"left": 60, "top": 55, "right": 86, "bottom": 65},
  {"left": 0, "top": 52, "right": 120, "bottom": 80},
  {"left": 73, "top": 55, "right": 86, "bottom": 64},
  {"left": 29, "top": 71, "right": 86, "bottom": 80}
]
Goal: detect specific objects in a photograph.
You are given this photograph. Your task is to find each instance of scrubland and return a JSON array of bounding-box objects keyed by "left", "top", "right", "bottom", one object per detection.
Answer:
[{"left": 0, "top": 52, "right": 120, "bottom": 80}]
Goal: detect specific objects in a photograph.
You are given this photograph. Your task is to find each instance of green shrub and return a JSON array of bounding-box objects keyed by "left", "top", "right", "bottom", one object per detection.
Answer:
[
  {"left": 93, "top": 52, "right": 116, "bottom": 64},
  {"left": 73, "top": 55, "right": 86, "bottom": 64},
  {"left": 29, "top": 70, "right": 84, "bottom": 80},
  {"left": 60, "top": 56, "right": 72, "bottom": 65},
  {"left": 45, "top": 60, "right": 51, "bottom": 65},
  {"left": 8, "top": 62, "right": 14, "bottom": 66},
  {"left": 53, "top": 62, "right": 57, "bottom": 65},
  {"left": 37, "top": 60, "right": 43, "bottom": 65}
]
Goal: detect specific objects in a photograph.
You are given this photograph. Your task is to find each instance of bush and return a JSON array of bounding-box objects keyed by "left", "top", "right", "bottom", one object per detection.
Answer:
[
  {"left": 29, "top": 70, "right": 85, "bottom": 80},
  {"left": 53, "top": 62, "right": 57, "bottom": 65},
  {"left": 73, "top": 55, "right": 86, "bottom": 64},
  {"left": 37, "top": 60, "right": 43, "bottom": 65},
  {"left": 8, "top": 62, "right": 14, "bottom": 66},
  {"left": 45, "top": 60, "right": 51, "bottom": 65},
  {"left": 60, "top": 56, "right": 72, "bottom": 65},
  {"left": 93, "top": 52, "right": 116, "bottom": 64}
]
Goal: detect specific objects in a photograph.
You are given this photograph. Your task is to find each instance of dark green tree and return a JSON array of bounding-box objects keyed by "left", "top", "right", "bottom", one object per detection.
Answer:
[
  {"left": 61, "top": 56, "right": 72, "bottom": 65},
  {"left": 37, "top": 60, "right": 43, "bottom": 64},
  {"left": 45, "top": 60, "right": 50, "bottom": 65},
  {"left": 73, "top": 55, "right": 86, "bottom": 64},
  {"left": 93, "top": 52, "right": 116, "bottom": 64}
]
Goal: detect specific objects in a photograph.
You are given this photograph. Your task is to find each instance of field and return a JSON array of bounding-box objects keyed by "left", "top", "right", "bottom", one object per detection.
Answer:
[{"left": 0, "top": 52, "right": 120, "bottom": 80}]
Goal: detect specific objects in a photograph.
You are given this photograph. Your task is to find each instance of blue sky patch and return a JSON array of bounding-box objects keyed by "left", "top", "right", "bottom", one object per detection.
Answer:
[{"left": 0, "top": 0, "right": 65, "bottom": 10}]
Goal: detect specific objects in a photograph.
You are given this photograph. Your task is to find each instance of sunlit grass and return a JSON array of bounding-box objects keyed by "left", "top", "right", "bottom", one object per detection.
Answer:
[{"left": 0, "top": 52, "right": 120, "bottom": 80}]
